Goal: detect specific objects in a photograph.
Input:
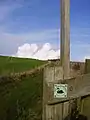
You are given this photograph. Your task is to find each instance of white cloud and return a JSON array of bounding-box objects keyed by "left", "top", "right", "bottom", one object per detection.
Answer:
[
  {"left": 12, "top": 42, "right": 90, "bottom": 62},
  {"left": 13, "top": 43, "right": 60, "bottom": 60},
  {"left": 0, "top": 28, "right": 59, "bottom": 55},
  {"left": 0, "top": 23, "right": 90, "bottom": 62}
]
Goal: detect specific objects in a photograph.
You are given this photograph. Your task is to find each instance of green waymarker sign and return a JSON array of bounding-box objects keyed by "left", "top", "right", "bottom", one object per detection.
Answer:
[{"left": 54, "top": 84, "right": 68, "bottom": 98}]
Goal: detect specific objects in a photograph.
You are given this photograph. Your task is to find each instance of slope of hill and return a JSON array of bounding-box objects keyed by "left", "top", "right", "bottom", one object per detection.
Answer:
[
  {"left": 0, "top": 56, "right": 90, "bottom": 119},
  {"left": 0, "top": 55, "right": 48, "bottom": 120},
  {"left": 0, "top": 55, "right": 46, "bottom": 75},
  {"left": 0, "top": 69, "right": 43, "bottom": 120}
]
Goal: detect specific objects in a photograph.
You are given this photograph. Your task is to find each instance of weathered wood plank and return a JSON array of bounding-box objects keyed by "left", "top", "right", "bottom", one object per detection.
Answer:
[
  {"left": 42, "top": 66, "right": 64, "bottom": 120},
  {"left": 43, "top": 66, "right": 63, "bottom": 83},
  {"left": 63, "top": 102, "right": 69, "bottom": 118},
  {"left": 60, "top": 0, "right": 70, "bottom": 79},
  {"left": 48, "top": 92, "right": 90, "bottom": 106},
  {"left": 45, "top": 73, "right": 90, "bottom": 104},
  {"left": 43, "top": 65, "right": 90, "bottom": 120}
]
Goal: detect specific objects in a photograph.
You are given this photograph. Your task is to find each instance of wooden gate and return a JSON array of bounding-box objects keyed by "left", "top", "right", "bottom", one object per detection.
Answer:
[
  {"left": 42, "top": 65, "right": 90, "bottom": 120},
  {"left": 47, "top": 94, "right": 90, "bottom": 120},
  {"left": 42, "top": 0, "right": 90, "bottom": 119}
]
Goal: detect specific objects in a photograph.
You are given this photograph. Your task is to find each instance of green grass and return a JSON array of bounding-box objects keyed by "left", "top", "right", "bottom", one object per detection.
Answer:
[
  {"left": 1, "top": 56, "right": 90, "bottom": 120},
  {"left": 0, "top": 55, "right": 46, "bottom": 120},
  {"left": 0, "top": 69, "right": 43, "bottom": 120},
  {"left": 0, "top": 55, "right": 46, "bottom": 75}
]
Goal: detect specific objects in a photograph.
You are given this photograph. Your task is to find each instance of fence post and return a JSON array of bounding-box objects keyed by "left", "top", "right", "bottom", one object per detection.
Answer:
[{"left": 60, "top": 0, "right": 70, "bottom": 79}]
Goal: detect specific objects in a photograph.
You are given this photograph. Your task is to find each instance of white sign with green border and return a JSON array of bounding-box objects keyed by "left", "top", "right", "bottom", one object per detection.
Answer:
[{"left": 54, "top": 84, "right": 68, "bottom": 98}]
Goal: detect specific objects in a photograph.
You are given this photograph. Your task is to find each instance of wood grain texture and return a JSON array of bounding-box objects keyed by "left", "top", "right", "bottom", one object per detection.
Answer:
[{"left": 60, "top": 0, "right": 70, "bottom": 79}]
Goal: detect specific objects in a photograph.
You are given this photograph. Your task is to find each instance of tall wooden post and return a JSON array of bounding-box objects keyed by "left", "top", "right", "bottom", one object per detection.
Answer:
[
  {"left": 60, "top": 0, "right": 70, "bottom": 79},
  {"left": 42, "top": 1, "right": 70, "bottom": 120}
]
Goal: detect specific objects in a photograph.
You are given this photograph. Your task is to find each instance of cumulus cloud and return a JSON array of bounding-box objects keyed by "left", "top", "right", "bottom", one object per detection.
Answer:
[
  {"left": 12, "top": 42, "right": 90, "bottom": 62},
  {"left": 13, "top": 43, "right": 60, "bottom": 60}
]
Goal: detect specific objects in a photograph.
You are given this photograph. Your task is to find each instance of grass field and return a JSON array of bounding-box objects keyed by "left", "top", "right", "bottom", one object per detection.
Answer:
[
  {"left": 0, "top": 70, "right": 43, "bottom": 120},
  {"left": 0, "top": 55, "right": 46, "bottom": 120},
  {"left": 0, "top": 56, "right": 90, "bottom": 120},
  {"left": 0, "top": 55, "right": 46, "bottom": 75}
]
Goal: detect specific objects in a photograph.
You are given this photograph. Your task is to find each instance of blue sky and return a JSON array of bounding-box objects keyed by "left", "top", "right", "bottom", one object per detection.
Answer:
[{"left": 0, "top": 0, "right": 90, "bottom": 61}]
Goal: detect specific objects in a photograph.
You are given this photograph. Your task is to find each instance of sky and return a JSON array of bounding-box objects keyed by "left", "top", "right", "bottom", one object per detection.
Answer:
[{"left": 0, "top": 0, "right": 90, "bottom": 61}]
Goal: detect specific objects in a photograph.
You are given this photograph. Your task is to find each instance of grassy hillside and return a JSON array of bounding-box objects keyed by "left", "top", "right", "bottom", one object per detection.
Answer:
[
  {"left": 0, "top": 56, "right": 46, "bottom": 75},
  {"left": 0, "top": 55, "right": 48, "bottom": 120},
  {"left": 1, "top": 56, "right": 90, "bottom": 120},
  {"left": 0, "top": 69, "right": 43, "bottom": 120}
]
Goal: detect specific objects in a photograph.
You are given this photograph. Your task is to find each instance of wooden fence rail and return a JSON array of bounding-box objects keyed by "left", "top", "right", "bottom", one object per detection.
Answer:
[{"left": 47, "top": 93, "right": 90, "bottom": 120}]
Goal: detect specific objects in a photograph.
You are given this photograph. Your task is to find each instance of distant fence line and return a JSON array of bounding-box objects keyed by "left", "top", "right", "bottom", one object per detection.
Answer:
[
  {"left": 0, "top": 63, "right": 50, "bottom": 80},
  {"left": 0, "top": 60, "right": 85, "bottom": 81}
]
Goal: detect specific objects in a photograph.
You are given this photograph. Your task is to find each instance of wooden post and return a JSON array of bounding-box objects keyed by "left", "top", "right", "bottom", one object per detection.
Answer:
[{"left": 60, "top": 0, "right": 70, "bottom": 79}]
